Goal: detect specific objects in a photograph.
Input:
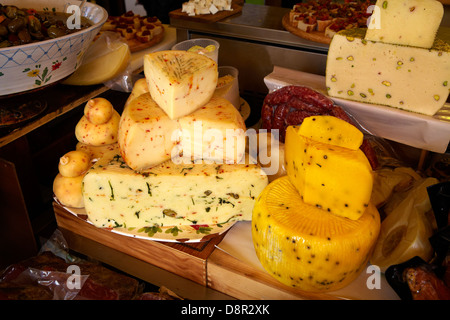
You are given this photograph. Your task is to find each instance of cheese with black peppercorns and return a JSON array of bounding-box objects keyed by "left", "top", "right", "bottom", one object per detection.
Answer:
[{"left": 82, "top": 152, "right": 268, "bottom": 229}]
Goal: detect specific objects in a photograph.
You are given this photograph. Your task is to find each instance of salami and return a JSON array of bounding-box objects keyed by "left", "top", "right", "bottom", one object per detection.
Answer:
[{"left": 261, "top": 85, "right": 379, "bottom": 169}]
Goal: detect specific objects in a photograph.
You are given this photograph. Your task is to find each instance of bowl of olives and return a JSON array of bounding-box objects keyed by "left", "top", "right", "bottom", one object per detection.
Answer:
[{"left": 0, "top": 0, "right": 108, "bottom": 96}]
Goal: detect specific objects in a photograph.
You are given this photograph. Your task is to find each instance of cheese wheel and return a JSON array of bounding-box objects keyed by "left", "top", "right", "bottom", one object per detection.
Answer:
[
  {"left": 252, "top": 176, "right": 381, "bottom": 292},
  {"left": 118, "top": 93, "right": 246, "bottom": 171}
]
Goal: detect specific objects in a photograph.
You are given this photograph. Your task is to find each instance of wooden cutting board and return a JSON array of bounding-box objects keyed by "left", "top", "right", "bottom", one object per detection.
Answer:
[
  {"left": 282, "top": 13, "right": 332, "bottom": 45},
  {"left": 169, "top": 4, "right": 243, "bottom": 23}
]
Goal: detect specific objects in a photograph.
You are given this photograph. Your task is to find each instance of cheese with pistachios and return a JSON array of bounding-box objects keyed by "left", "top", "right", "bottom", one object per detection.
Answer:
[
  {"left": 326, "top": 28, "right": 450, "bottom": 116},
  {"left": 143, "top": 50, "right": 218, "bottom": 119},
  {"left": 365, "top": 0, "right": 443, "bottom": 49},
  {"left": 82, "top": 152, "right": 268, "bottom": 229}
]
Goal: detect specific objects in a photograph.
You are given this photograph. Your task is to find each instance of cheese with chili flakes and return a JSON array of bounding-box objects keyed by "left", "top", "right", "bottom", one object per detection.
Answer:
[
  {"left": 82, "top": 151, "right": 268, "bottom": 229},
  {"left": 118, "top": 92, "right": 179, "bottom": 171},
  {"left": 143, "top": 50, "right": 218, "bottom": 119},
  {"left": 118, "top": 92, "right": 246, "bottom": 171}
]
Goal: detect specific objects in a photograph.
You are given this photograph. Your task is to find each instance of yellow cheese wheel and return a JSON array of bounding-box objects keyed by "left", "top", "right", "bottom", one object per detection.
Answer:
[{"left": 252, "top": 176, "right": 381, "bottom": 293}]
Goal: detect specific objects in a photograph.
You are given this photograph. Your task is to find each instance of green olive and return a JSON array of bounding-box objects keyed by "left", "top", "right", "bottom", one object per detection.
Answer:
[
  {"left": 0, "top": 24, "right": 7, "bottom": 37},
  {"left": 0, "top": 39, "right": 10, "bottom": 48},
  {"left": 18, "top": 28, "right": 31, "bottom": 43},
  {"left": 4, "top": 6, "right": 18, "bottom": 19},
  {"left": 7, "top": 17, "right": 25, "bottom": 33},
  {"left": 47, "top": 25, "right": 66, "bottom": 38}
]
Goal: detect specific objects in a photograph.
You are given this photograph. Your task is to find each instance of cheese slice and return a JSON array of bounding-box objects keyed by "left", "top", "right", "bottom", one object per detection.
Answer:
[
  {"left": 82, "top": 152, "right": 268, "bottom": 229},
  {"left": 365, "top": 0, "right": 444, "bottom": 49},
  {"left": 252, "top": 176, "right": 380, "bottom": 292},
  {"left": 326, "top": 28, "right": 450, "bottom": 116},
  {"left": 118, "top": 93, "right": 246, "bottom": 171},
  {"left": 143, "top": 50, "right": 218, "bottom": 119}
]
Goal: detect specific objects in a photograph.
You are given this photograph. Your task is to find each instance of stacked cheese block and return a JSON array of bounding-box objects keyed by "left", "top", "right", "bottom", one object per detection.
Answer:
[
  {"left": 252, "top": 115, "right": 380, "bottom": 292},
  {"left": 81, "top": 50, "right": 268, "bottom": 230},
  {"left": 326, "top": 0, "right": 449, "bottom": 116}
]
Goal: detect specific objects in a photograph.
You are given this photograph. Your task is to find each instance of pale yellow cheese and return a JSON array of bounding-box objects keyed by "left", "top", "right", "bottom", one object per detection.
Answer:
[
  {"left": 75, "top": 109, "right": 121, "bottom": 146},
  {"left": 118, "top": 93, "right": 246, "bottom": 171},
  {"left": 365, "top": 0, "right": 444, "bottom": 49},
  {"left": 63, "top": 38, "right": 131, "bottom": 86},
  {"left": 143, "top": 50, "right": 218, "bottom": 119},
  {"left": 326, "top": 28, "right": 450, "bottom": 116},
  {"left": 118, "top": 93, "right": 179, "bottom": 171},
  {"left": 176, "top": 95, "right": 246, "bottom": 164},
  {"left": 82, "top": 152, "right": 268, "bottom": 229}
]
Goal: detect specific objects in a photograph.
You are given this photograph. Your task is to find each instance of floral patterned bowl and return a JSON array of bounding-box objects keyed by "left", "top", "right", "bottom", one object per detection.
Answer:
[{"left": 0, "top": 0, "right": 108, "bottom": 96}]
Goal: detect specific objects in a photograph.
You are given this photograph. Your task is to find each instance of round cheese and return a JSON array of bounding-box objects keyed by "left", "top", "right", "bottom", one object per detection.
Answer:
[{"left": 252, "top": 175, "right": 381, "bottom": 292}]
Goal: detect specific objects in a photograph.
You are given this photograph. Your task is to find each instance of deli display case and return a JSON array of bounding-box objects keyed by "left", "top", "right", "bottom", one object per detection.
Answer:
[{"left": 1, "top": 1, "right": 449, "bottom": 302}]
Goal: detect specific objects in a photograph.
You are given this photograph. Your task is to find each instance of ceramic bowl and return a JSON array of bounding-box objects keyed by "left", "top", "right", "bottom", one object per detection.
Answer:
[{"left": 0, "top": 0, "right": 108, "bottom": 96}]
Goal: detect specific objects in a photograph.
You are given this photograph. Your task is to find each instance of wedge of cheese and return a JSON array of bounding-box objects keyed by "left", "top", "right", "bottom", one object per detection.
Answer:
[
  {"left": 63, "top": 35, "right": 131, "bottom": 86},
  {"left": 285, "top": 122, "right": 373, "bottom": 221},
  {"left": 82, "top": 152, "right": 268, "bottom": 229},
  {"left": 118, "top": 93, "right": 246, "bottom": 171},
  {"left": 252, "top": 176, "right": 380, "bottom": 292},
  {"left": 143, "top": 50, "right": 218, "bottom": 119},
  {"left": 326, "top": 28, "right": 450, "bottom": 116},
  {"left": 365, "top": 0, "right": 444, "bottom": 49}
]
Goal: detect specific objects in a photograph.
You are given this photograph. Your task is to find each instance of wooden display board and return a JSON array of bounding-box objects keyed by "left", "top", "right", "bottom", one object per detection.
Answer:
[
  {"left": 53, "top": 202, "right": 226, "bottom": 286},
  {"left": 127, "top": 28, "right": 165, "bottom": 53},
  {"left": 169, "top": 4, "right": 243, "bottom": 23}
]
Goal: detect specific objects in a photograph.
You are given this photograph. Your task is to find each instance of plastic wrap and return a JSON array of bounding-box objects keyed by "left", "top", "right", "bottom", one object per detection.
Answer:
[{"left": 0, "top": 230, "right": 139, "bottom": 300}]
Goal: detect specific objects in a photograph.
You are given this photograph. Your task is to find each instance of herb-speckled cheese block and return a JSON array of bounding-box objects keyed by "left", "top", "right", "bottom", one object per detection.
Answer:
[
  {"left": 365, "top": 0, "right": 443, "bottom": 49},
  {"left": 82, "top": 152, "right": 268, "bottom": 229},
  {"left": 252, "top": 176, "right": 380, "bottom": 292},
  {"left": 327, "top": 28, "right": 450, "bottom": 116},
  {"left": 285, "top": 125, "right": 373, "bottom": 220},
  {"left": 118, "top": 93, "right": 246, "bottom": 171},
  {"left": 143, "top": 50, "right": 218, "bottom": 119},
  {"left": 326, "top": 29, "right": 450, "bottom": 116}
]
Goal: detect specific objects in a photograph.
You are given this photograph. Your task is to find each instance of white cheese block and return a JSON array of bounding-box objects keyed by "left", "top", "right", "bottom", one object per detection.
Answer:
[
  {"left": 143, "top": 50, "right": 218, "bottom": 119},
  {"left": 326, "top": 28, "right": 450, "bottom": 116},
  {"left": 365, "top": 0, "right": 443, "bottom": 49},
  {"left": 118, "top": 92, "right": 246, "bottom": 171},
  {"left": 82, "top": 152, "right": 268, "bottom": 228}
]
